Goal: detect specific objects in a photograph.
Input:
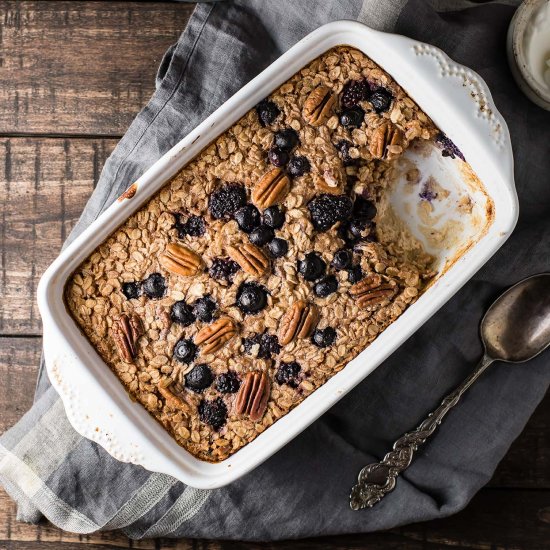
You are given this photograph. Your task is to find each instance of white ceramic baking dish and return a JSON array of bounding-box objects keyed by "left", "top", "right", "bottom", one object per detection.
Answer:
[{"left": 37, "top": 21, "right": 517, "bottom": 489}]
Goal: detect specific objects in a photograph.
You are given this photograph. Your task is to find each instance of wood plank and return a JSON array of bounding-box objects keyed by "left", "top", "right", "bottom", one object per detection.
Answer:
[
  {"left": 0, "top": 487, "right": 548, "bottom": 549},
  {"left": 0, "top": 137, "right": 115, "bottom": 335},
  {"left": 0, "top": 1, "right": 193, "bottom": 136}
]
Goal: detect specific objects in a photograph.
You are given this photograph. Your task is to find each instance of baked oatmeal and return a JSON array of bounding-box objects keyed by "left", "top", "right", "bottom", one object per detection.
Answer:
[{"left": 64, "top": 46, "right": 469, "bottom": 462}]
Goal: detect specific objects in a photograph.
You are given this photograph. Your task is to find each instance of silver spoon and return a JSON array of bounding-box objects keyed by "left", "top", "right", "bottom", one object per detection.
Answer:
[{"left": 350, "top": 273, "right": 550, "bottom": 510}]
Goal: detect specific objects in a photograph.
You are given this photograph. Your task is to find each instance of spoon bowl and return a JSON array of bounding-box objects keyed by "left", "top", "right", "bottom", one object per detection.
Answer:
[{"left": 481, "top": 273, "right": 550, "bottom": 363}]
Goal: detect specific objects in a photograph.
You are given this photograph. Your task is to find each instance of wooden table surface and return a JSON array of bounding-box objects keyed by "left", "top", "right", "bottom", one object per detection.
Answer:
[{"left": 0, "top": 2, "right": 548, "bottom": 549}]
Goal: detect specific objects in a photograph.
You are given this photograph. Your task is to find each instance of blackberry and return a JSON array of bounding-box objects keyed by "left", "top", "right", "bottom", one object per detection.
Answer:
[
  {"left": 268, "top": 237, "right": 288, "bottom": 258},
  {"left": 314, "top": 275, "right": 339, "bottom": 298},
  {"left": 288, "top": 155, "right": 311, "bottom": 177},
  {"left": 235, "top": 204, "right": 261, "bottom": 233},
  {"left": 173, "top": 339, "right": 197, "bottom": 364},
  {"left": 332, "top": 249, "right": 352, "bottom": 270},
  {"left": 209, "top": 257, "right": 240, "bottom": 282},
  {"left": 216, "top": 372, "right": 241, "bottom": 394},
  {"left": 192, "top": 296, "right": 217, "bottom": 323},
  {"left": 122, "top": 281, "right": 141, "bottom": 300},
  {"left": 198, "top": 397, "right": 227, "bottom": 430},
  {"left": 275, "top": 361, "right": 301, "bottom": 388},
  {"left": 347, "top": 264, "right": 364, "bottom": 284},
  {"left": 274, "top": 128, "right": 299, "bottom": 150},
  {"left": 263, "top": 206, "right": 285, "bottom": 229},
  {"left": 353, "top": 196, "right": 377, "bottom": 220},
  {"left": 297, "top": 252, "right": 326, "bottom": 281},
  {"left": 171, "top": 300, "right": 195, "bottom": 326},
  {"left": 175, "top": 214, "right": 205, "bottom": 238},
  {"left": 249, "top": 225, "right": 275, "bottom": 246},
  {"left": 184, "top": 364, "right": 213, "bottom": 393},
  {"left": 142, "top": 273, "right": 166, "bottom": 299},
  {"left": 243, "top": 332, "right": 281, "bottom": 359},
  {"left": 255, "top": 99, "right": 280, "bottom": 127},
  {"left": 208, "top": 184, "right": 246, "bottom": 220},
  {"left": 369, "top": 87, "right": 393, "bottom": 113},
  {"left": 435, "top": 132, "right": 465, "bottom": 161},
  {"left": 311, "top": 327, "right": 337, "bottom": 348},
  {"left": 341, "top": 79, "right": 370, "bottom": 108},
  {"left": 268, "top": 147, "right": 289, "bottom": 167},
  {"left": 236, "top": 282, "right": 269, "bottom": 314},
  {"left": 340, "top": 107, "right": 364, "bottom": 128},
  {"left": 307, "top": 194, "right": 353, "bottom": 232}
]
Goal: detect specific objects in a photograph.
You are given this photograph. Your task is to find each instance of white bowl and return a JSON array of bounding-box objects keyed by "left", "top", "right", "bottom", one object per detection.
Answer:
[{"left": 37, "top": 21, "right": 517, "bottom": 489}]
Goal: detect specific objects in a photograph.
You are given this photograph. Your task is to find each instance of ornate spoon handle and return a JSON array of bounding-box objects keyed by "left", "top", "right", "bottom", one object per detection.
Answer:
[{"left": 349, "top": 354, "right": 494, "bottom": 510}]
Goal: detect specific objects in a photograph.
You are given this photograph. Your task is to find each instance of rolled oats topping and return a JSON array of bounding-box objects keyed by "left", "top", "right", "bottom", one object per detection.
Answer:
[{"left": 64, "top": 45, "right": 460, "bottom": 463}]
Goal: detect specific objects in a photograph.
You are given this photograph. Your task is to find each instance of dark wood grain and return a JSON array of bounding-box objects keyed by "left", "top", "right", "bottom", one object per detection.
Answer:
[
  {"left": 0, "top": 1, "right": 193, "bottom": 136},
  {"left": 0, "top": 138, "right": 114, "bottom": 335}
]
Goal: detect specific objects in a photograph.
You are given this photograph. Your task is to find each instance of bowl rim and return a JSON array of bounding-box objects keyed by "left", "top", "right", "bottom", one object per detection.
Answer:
[{"left": 38, "top": 20, "right": 518, "bottom": 489}]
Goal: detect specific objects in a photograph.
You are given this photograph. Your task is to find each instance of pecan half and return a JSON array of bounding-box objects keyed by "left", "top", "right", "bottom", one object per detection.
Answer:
[
  {"left": 278, "top": 300, "right": 319, "bottom": 346},
  {"left": 227, "top": 243, "right": 269, "bottom": 277},
  {"left": 158, "top": 379, "right": 191, "bottom": 413},
  {"left": 369, "top": 122, "right": 405, "bottom": 160},
  {"left": 302, "top": 85, "right": 336, "bottom": 126},
  {"left": 159, "top": 243, "right": 203, "bottom": 277},
  {"left": 195, "top": 317, "right": 237, "bottom": 354},
  {"left": 235, "top": 371, "right": 270, "bottom": 422},
  {"left": 112, "top": 313, "right": 143, "bottom": 363},
  {"left": 350, "top": 274, "right": 397, "bottom": 309},
  {"left": 252, "top": 167, "right": 291, "bottom": 210}
]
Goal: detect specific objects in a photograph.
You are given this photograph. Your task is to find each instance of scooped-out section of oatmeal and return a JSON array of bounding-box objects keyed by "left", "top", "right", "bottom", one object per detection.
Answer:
[{"left": 64, "top": 46, "right": 493, "bottom": 462}]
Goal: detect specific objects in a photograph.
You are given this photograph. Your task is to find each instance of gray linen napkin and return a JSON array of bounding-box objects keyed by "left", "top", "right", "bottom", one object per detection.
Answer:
[{"left": 1, "top": 0, "right": 549, "bottom": 540}]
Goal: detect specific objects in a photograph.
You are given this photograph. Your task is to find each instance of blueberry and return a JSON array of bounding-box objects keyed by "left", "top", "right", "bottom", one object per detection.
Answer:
[
  {"left": 268, "top": 237, "right": 288, "bottom": 258},
  {"left": 274, "top": 128, "right": 299, "bottom": 150},
  {"left": 348, "top": 265, "right": 364, "bottom": 284},
  {"left": 184, "top": 364, "right": 213, "bottom": 393},
  {"left": 268, "top": 147, "right": 289, "bottom": 167},
  {"left": 249, "top": 225, "right": 275, "bottom": 246},
  {"left": 175, "top": 214, "right": 205, "bottom": 238},
  {"left": 335, "top": 140, "right": 355, "bottom": 166},
  {"left": 314, "top": 275, "right": 338, "bottom": 297},
  {"left": 192, "top": 296, "right": 217, "bottom": 323},
  {"left": 198, "top": 397, "right": 227, "bottom": 430},
  {"left": 142, "top": 273, "right": 166, "bottom": 299},
  {"left": 311, "top": 327, "right": 337, "bottom": 348},
  {"left": 308, "top": 194, "right": 353, "bottom": 232},
  {"left": 287, "top": 155, "right": 311, "bottom": 177},
  {"left": 173, "top": 339, "right": 197, "bottom": 364},
  {"left": 297, "top": 252, "right": 326, "bottom": 281},
  {"left": 332, "top": 249, "right": 352, "bottom": 270},
  {"left": 171, "top": 300, "right": 195, "bottom": 326},
  {"left": 236, "top": 282, "right": 268, "bottom": 314},
  {"left": 340, "top": 107, "right": 364, "bottom": 128},
  {"left": 275, "top": 361, "right": 301, "bottom": 388},
  {"left": 348, "top": 217, "right": 374, "bottom": 239},
  {"left": 369, "top": 87, "right": 393, "bottom": 113},
  {"left": 435, "top": 132, "right": 465, "bottom": 161},
  {"left": 208, "top": 184, "right": 246, "bottom": 220},
  {"left": 243, "top": 332, "right": 281, "bottom": 359},
  {"left": 209, "top": 257, "right": 240, "bottom": 282},
  {"left": 255, "top": 99, "right": 280, "bottom": 127},
  {"left": 234, "top": 204, "right": 261, "bottom": 233},
  {"left": 341, "top": 79, "right": 370, "bottom": 108},
  {"left": 216, "top": 372, "right": 241, "bottom": 394},
  {"left": 263, "top": 206, "right": 285, "bottom": 229},
  {"left": 122, "top": 281, "right": 141, "bottom": 300},
  {"left": 353, "top": 196, "right": 377, "bottom": 220}
]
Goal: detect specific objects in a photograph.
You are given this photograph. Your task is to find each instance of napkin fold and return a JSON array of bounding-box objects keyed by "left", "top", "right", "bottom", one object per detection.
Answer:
[{"left": 2, "top": 0, "right": 549, "bottom": 541}]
